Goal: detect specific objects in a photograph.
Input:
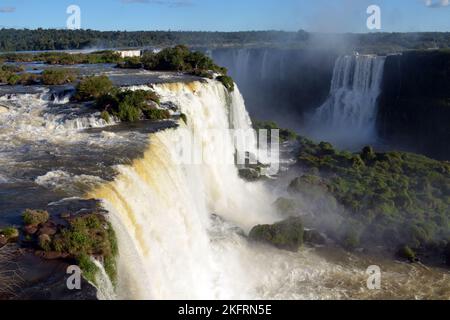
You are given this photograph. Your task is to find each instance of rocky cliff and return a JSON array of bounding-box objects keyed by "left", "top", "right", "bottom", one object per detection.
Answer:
[{"left": 377, "top": 50, "right": 450, "bottom": 160}]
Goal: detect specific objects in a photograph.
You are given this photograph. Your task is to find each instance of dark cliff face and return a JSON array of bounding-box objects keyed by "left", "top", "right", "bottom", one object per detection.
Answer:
[
  {"left": 377, "top": 50, "right": 450, "bottom": 160},
  {"left": 211, "top": 48, "right": 337, "bottom": 129}
]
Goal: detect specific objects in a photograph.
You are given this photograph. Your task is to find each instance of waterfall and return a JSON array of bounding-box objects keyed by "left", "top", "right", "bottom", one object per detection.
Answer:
[
  {"left": 90, "top": 80, "right": 279, "bottom": 299},
  {"left": 309, "top": 55, "right": 386, "bottom": 148}
]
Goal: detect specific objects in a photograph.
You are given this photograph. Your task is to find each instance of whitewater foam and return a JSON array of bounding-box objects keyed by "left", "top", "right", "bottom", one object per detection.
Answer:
[{"left": 309, "top": 54, "right": 386, "bottom": 149}]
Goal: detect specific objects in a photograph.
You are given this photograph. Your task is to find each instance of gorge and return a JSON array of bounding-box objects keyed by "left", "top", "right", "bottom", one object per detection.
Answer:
[
  {"left": 0, "top": 45, "right": 449, "bottom": 300},
  {"left": 211, "top": 47, "right": 450, "bottom": 159}
]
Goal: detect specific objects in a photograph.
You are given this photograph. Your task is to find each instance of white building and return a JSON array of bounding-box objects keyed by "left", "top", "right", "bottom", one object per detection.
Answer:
[{"left": 115, "top": 50, "right": 142, "bottom": 58}]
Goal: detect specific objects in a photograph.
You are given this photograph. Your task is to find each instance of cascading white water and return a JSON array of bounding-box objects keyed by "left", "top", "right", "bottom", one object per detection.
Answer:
[
  {"left": 91, "top": 80, "right": 279, "bottom": 299},
  {"left": 89, "top": 79, "right": 450, "bottom": 301},
  {"left": 309, "top": 55, "right": 386, "bottom": 148}
]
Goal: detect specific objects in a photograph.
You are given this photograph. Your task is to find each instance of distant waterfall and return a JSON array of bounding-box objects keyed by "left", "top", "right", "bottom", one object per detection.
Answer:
[{"left": 309, "top": 55, "right": 386, "bottom": 149}]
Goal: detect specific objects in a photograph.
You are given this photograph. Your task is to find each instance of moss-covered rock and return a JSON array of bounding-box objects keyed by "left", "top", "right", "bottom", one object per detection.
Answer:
[
  {"left": 239, "top": 168, "right": 261, "bottom": 182},
  {"left": 249, "top": 217, "right": 304, "bottom": 252}
]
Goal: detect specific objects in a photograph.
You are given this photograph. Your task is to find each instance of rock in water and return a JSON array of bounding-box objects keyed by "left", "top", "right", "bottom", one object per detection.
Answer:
[
  {"left": 303, "top": 229, "right": 327, "bottom": 246},
  {"left": 249, "top": 217, "right": 304, "bottom": 252}
]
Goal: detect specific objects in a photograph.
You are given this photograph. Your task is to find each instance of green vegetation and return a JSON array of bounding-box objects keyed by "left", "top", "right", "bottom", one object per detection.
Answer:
[
  {"left": 41, "top": 69, "right": 77, "bottom": 85},
  {"left": 14, "top": 73, "right": 41, "bottom": 85},
  {"left": 249, "top": 217, "right": 304, "bottom": 252},
  {"left": 288, "top": 137, "right": 450, "bottom": 263},
  {"left": 16, "top": 208, "right": 118, "bottom": 286},
  {"left": 22, "top": 209, "right": 50, "bottom": 226},
  {"left": 0, "top": 64, "right": 35, "bottom": 85},
  {"left": 1, "top": 51, "right": 122, "bottom": 65},
  {"left": 0, "top": 63, "right": 77, "bottom": 86},
  {"left": 74, "top": 75, "right": 114, "bottom": 101},
  {"left": 117, "top": 57, "right": 142, "bottom": 69},
  {"left": 397, "top": 246, "right": 417, "bottom": 262},
  {"left": 253, "top": 121, "right": 298, "bottom": 142},
  {"left": 179, "top": 113, "right": 188, "bottom": 124},
  {"left": 71, "top": 74, "right": 168, "bottom": 123},
  {"left": 77, "top": 254, "right": 99, "bottom": 284},
  {"left": 217, "top": 75, "right": 234, "bottom": 92},
  {"left": 140, "top": 45, "right": 227, "bottom": 76},
  {"left": 100, "top": 111, "right": 111, "bottom": 123},
  {"left": 143, "top": 108, "right": 171, "bottom": 121},
  {"left": 1, "top": 64, "right": 24, "bottom": 72},
  {"left": 0, "top": 227, "right": 19, "bottom": 239},
  {"left": 0, "top": 29, "right": 448, "bottom": 53},
  {"left": 39, "top": 214, "right": 118, "bottom": 284}
]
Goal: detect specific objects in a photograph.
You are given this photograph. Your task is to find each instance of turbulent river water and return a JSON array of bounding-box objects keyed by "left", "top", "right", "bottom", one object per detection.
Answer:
[{"left": 0, "top": 65, "right": 449, "bottom": 300}]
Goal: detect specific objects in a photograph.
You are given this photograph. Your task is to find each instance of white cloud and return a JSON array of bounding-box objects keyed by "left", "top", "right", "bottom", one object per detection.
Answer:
[
  {"left": 424, "top": 0, "right": 449, "bottom": 8},
  {"left": 0, "top": 7, "right": 15, "bottom": 13}
]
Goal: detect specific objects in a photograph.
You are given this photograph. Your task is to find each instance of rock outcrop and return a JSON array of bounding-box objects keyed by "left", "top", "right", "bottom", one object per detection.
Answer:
[
  {"left": 249, "top": 217, "right": 304, "bottom": 252},
  {"left": 377, "top": 50, "right": 450, "bottom": 160}
]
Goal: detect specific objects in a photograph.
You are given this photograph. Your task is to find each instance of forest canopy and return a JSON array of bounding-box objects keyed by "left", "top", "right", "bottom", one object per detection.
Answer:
[{"left": 0, "top": 29, "right": 449, "bottom": 53}]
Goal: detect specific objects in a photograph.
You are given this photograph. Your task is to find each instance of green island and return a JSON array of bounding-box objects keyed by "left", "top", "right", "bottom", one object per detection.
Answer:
[
  {"left": 0, "top": 46, "right": 233, "bottom": 91},
  {"left": 1, "top": 209, "right": 118, "bottom": 286}
]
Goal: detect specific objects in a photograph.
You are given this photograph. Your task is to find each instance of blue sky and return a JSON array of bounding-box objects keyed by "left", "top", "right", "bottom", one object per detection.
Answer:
[{"left": 0, "top": 0, "right": 449, "bottom": 32}]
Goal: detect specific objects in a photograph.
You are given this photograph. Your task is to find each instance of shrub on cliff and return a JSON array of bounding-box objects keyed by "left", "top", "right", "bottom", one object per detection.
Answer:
[
  {"left": 41, "top": 69, "right": 77, "bottom": 85},
  {"left": 74, "top": 75, "right": 114, "bottom": 101},
  {"left": 143, "top": 108, "right": 171, "bottom": 121},
  {"left": 49, "top": 214, "right": 118, "bottom": 284},
  {"left": 217, "top": 75, "right": 235, "bottom": 92}
]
